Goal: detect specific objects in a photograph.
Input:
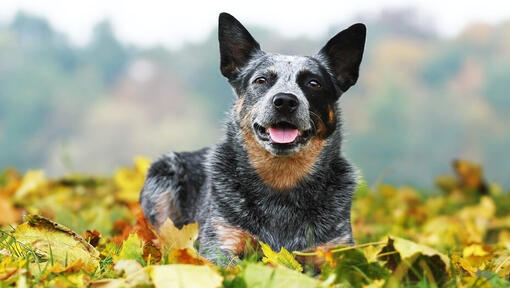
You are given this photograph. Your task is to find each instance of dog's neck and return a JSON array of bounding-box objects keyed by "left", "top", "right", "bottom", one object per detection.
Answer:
[{"left": 239, "top": 123, "right": 326, "bottom": 191}]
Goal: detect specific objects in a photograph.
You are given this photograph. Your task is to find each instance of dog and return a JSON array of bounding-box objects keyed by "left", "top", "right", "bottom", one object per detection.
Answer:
[{"left": 140, "top": 12, "right": 366, "bottom": 265}]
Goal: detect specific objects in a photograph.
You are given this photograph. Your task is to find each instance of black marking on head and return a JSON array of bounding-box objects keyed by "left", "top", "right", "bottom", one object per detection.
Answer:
[
  {"left": 218, "top": 13, "right": 261, "bottom": 80},
  {"left": 317, "top": 23, "right": 366, "bottom": 92},
  {"left": 296, "top": 66, "right": 338, "bottom": 138}
]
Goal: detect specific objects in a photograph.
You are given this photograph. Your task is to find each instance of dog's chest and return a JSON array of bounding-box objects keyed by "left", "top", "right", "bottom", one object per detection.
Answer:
[{"left": 217, "top": 186, "right": 344, "bottom": 251}]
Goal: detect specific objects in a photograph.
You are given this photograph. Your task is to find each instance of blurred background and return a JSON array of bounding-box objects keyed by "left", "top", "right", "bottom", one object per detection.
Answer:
[{"left": 0, "top": 1, "right": 509, "bottom": 188}]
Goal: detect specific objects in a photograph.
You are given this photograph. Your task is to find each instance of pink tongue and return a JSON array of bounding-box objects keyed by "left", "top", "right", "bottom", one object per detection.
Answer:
[{"left": 268, "top": 127, "right": 299, "bottom": 143}]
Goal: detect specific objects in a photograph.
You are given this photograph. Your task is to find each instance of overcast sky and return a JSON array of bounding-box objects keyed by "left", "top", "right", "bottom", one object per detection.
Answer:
[{"left": 0, "top": 0, "right": 509, "bottom": 48}]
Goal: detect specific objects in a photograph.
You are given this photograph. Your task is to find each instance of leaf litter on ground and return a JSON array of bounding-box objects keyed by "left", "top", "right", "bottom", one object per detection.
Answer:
[{"left": 0, "top": 158, "right": 509, "bottom": 287}]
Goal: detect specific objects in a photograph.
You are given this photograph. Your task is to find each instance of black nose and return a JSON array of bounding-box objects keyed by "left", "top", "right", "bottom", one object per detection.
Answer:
[{"left": 272, "top": 93, "right": 299, "bottom": 114}]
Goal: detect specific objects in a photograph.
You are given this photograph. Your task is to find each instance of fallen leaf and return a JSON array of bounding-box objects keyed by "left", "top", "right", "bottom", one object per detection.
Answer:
[
  {"left": 117, "top": 234, "right": 143, "bottom": 263},
  {"left": 452, "top": 254, "right": 477, "bottom": 276},
  {"left": 13, "top": 215, "right": 100, "bottom": 271},
  {"left": 260, "top": 242, "right": 303, "bottom": 272},
  {"left": 150, "top": 264, "right": 223, "bottom": 288},
  {"left": 85, "top": 230, "right": 101, "bottom": 247},
  {"left": 333, "top": 249, "right": 389, "bottom": 286},
  {"left": 0, "top": 195, "right": 21, "bottom": 225},
  {"left": 91, "top": 260, "right": 150, "bottom": 288},
  {"left": 114, "top": 157, "right": 150, "bottom": 203},
  {"left": 13, "top": 170, "right": 46, "bottom": 202},
  {"left": 168, "top": 248, "right": 211, "bottom": 266},
  {"left": 142, "top": 241, "right": 162, "bottom": 264},
  {"left": 243, "top": 263, "right": 318, "bottom": 288},
  {"left": 378, "top": 236, "right": 449, "bottom": 284},
  {"left": 158, "top": 218, "right": 198, "bottom": 252}
]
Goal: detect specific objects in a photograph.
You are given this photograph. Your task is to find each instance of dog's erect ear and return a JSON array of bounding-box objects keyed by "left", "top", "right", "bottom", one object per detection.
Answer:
[
  {"left": 218, "top": 13, "right": 260, "bottom": 80},
  {"left": 318, "top": 23, "right": 366, "bottom": 92}
]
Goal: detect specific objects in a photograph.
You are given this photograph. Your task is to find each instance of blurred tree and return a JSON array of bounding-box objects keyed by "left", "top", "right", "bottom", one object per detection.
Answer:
[
  {"left": 484, "top": 64, "right": 510, "bottom": 111},
  {"left": 84, "top": 21, "right": 128, "bottom": 85}
]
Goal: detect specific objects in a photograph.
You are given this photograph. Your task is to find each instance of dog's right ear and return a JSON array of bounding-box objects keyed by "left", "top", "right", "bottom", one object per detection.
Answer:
[{"left": 218, "top": 13, "right": 260, "bottom": 80}]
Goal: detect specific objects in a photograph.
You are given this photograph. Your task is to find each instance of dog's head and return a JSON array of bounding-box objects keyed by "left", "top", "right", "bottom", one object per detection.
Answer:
[{"left": 219, "top": 13, "right": 365, "bottom": 156}]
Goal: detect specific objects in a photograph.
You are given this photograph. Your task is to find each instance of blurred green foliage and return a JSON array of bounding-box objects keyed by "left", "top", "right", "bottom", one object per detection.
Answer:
[{"left": 1, "top": 11, "right": 510, "bottom": 188}]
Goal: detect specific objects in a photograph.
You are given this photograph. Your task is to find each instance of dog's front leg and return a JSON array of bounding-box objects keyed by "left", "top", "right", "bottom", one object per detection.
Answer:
[{"left": 198, "top": 218, "right": 259, "bottom": 266}]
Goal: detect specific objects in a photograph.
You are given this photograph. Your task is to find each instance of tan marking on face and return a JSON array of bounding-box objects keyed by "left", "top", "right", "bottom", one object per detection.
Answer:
[
  {"left": 240, "top": 114, "right": 325, "bottom": 190},
  {"left": 316, "top": 119, "right": 327, "bottom": 138},
  {"left": 328, "top": 106, "right": 335, "bottom": 124},
  {"left": 214, "top": 222, "right": 258, "bottom": 256},
  {"left": 236, "top": 97, "right": 244, "bottom": 116}
]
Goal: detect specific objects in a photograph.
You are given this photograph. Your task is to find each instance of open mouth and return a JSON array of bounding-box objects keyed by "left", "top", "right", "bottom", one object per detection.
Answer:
[{"left": 253, "top": 122, "right": 313, "bottom": 146}]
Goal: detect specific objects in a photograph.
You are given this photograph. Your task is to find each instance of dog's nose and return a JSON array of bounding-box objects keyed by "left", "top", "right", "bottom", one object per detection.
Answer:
[{"left": 272, "top": 93, "right": 299, "bottom": 114}]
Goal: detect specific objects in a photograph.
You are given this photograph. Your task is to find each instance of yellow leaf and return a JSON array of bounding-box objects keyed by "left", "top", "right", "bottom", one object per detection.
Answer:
[
  {"left": 458, "top": 196, "right": 495, "bottom": 220},
  {"left": 114, "top": 156, "right": 150, "bottom": 203},
  {"left": 378, "top": 236, "right": 449, "bottom": 284},
  {"left": 461, "top": 244, "right": 492, "bottom": 271},
  {"left": 13, "top": 170, "right": 46, "bottom": 201},
  {"left": 260, "top": 242, "right": 303, "bottom": 272},
  {"left": 389, "top": 236, "right": 449, "bottom": 265},
  {"left": 362, "top": 244, "right": 384, "bottom": 263},
  {"left": 134, "top": 156, "right": 151, "bottom": 174},
  {"left": 363, "top": 279, "right": 386, "bottom": 288},
  {"left": 158, "top": 218, "right": 198, "bottom": 252},
  {"left": 118, "top": 234, "right": 143, "bottom": 262},
  {"left": 150, "top": 264, "right": 223, "bottom": 288},
  {"left": 13, "top": 215, "right": 100, "bottom": 271},
  {"left": 463, "top": 244, "right": 489, "bottom": 258},
  {"left": 452, "top": 254, "right": 477, "bottom": 277}
]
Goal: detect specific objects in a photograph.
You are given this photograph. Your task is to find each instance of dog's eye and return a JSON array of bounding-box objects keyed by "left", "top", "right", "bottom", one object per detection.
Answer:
[
  {"left": 307, "top": 80, "right": 321, "bottom": 89},
  {"left": 254, "top": 77, "right": 267, "bottom": 85}
]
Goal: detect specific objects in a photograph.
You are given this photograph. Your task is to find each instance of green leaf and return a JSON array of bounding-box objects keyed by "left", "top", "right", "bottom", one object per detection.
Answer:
[
  {"left": 118, "top": 234, "right": 143, "bottom": 263},
  {"left": 378, "top": 236, "right": 450, "bottom": 285},
  {"left": 243, "top": 263, "right": 318, "bottom": 288},
  {"left": 333, "top": 249, "right": 389, "bottom": 288}
]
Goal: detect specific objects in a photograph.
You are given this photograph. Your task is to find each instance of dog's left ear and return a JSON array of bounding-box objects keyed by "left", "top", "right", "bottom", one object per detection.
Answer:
[
  {"left": 318, "top": 23, "right": 366, "bottom": 92},
  {"left": 218, "top": 13, "right": 261, "bottom": 80}
]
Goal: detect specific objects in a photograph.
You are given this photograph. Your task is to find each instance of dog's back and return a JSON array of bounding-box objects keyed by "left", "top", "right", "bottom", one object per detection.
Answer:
[{"left": 140, "top": 148, "right": 209, "bottom": 228}]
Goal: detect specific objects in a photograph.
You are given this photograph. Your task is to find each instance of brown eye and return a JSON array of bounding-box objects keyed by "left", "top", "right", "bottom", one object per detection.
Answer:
[
  {"left": 254, "top": 77, "right": 267, "bottom": 85},
  {"left": 307, "top": 80, "right": 321, "bottom": 89}
]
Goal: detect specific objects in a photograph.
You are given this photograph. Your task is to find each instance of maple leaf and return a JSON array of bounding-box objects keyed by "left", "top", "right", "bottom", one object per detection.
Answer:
[{"left": 157, "top": 218, "right": 198, "bottom": 252}]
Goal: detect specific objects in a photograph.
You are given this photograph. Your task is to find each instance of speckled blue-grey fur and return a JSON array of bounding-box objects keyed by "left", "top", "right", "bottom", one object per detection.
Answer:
[{"left": 140, "top": 12, "right": 366, "bottom": 265}]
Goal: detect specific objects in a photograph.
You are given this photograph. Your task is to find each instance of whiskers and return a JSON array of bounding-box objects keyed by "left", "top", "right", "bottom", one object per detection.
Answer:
[{"left": 309, "top": 110, "right": 324, "bottom": 134}]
